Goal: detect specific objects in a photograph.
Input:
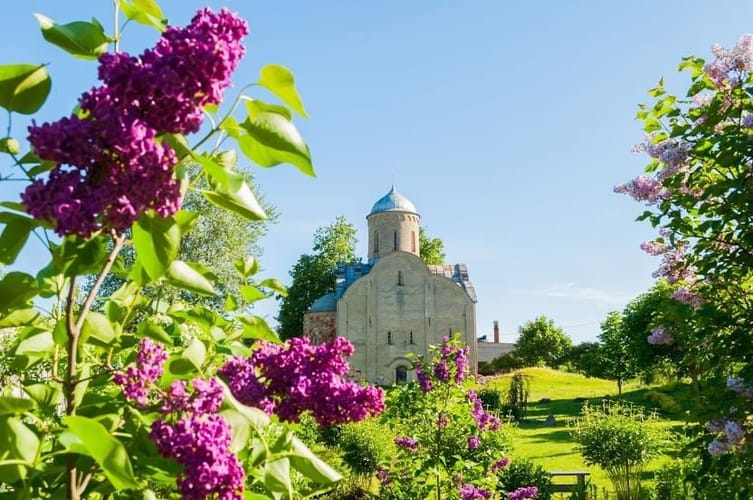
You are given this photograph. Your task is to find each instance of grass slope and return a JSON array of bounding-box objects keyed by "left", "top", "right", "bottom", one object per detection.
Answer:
[{"left": 481, "top": 368, "right": 685, "bottom": 495}]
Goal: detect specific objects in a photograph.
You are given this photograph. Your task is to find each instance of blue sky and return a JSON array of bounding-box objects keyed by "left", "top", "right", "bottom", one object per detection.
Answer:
[{"left": 3, "top": 1, "right": 753, "bottom": 343}]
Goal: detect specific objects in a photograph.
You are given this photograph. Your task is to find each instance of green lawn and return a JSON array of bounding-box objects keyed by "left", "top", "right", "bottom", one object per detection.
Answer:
[{"left": 480, "top": 368, "right": 687, "bottom": 496}]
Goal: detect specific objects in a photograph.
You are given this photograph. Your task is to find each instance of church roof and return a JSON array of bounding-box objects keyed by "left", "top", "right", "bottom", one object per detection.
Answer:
[
  {"left": 369, "top": 186, "right": 418, "bottom": 215},
  {"left": 427, "top": 263, "right": 478, "bottom": 303},
  {"left": 308, "top": 292, "right": 337, "bottom": 312}
]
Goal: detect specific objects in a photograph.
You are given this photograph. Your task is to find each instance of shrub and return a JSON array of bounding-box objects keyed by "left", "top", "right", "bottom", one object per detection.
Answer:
[
  {"left": 496, "top": 459, "right": 554, "bottom": 500},
  {"left": 478, "top": 388, "right": 502, "bottom": 411},
  {"left": 643, "top": 390, "right": 681, "bottom": 414},
  {"left": 338, "top": 419, "right": 393, "bottom": 476},
  {"left": 504, "top": 371, "right": 530, "bottom": 422},
  {"left": 489, "top": 353, "right": 524, "bottom": 373},
  {"left": 572, "top": 401, "right": 668, "bottom": 500}
]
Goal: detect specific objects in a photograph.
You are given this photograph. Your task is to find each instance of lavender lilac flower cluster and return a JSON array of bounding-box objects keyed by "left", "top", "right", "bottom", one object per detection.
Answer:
[
  {"left": 466, "top": 390, "right": 501, "bottom": 431},
  {"left": 219, "top": 336, "right": 385, "bottom": 426},
  {"left": 705, "top": 34, "right": 753, "bottom": 87},
  {"left": 414, "top": 336, "right": 470, "bottom": 393},
  {"left": 114, "top": 340, "right": 244, "bottom": 498},
  {"left": 23, "top": 8, "right": 248, "bottom": 237},
  {"left": 459, "top": 483, "right": 492, "bottom": 500},
  {"left": 508, "top": 486, "right": 539, "bottom": 500},
  {"left": 706, "top": 418, "right": 747, "bottom": 456},
  {"left": 647, "top": 326, "right": 672, "bottom": 345}
]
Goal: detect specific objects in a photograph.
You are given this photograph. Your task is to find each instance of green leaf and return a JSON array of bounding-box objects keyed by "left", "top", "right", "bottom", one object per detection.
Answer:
[
  {"left": 34, "top": 14, "right": 109, "bottom": 59},
  {"left": 0, "top": 308, "right": 40, "bottom": 328},
  {"left": 258, "top": 278, "right": 287, "bottom": 297},
  {"left": 168, "top": 337, "right": 206, "bottom": 374},
  {"left": 36, "top": 260, "right": 66, "bottom": 298},
  {"left": 238, "top": 315, "right": 280, "bottom": 343},
  {"left": 81, "top": 311, "right": 117, "bottom": 346},
  {"left": 0, "top": 64, "right": 51, "bottom": 114},
  {"left": 133, "top": 212, "right": 180, "bottom": 280},
  {"left": 0, "top": 137, "right": 20, "bottom": 154},
  {"left": 136, "top": 321, "right": 172, "bottom": 344},
  {"left": 220, "top": 409, "right": 251, "bottom": 453},
  {"left": 258, "top": 64, "right": 308, "bottom": 117},
  {"left": 15, "top": 327, "right": 54, "bottom": 361},
  {"left": 0, "top": 272, "right": 38, "bottom": 314},
  {"left": 289, "top": 436, "right": 342, "bottom": 486},
  {"left": 234, "top": 256, "right": 259, "bottom": 277},
  {"left": 166, "top": 260, "right": 217, "bottom": 296},
  {"left": 119, "top": 0, "right": 166, "bottom": 32},
  {"left": 63, "top": 415, "right": 139, "bottom": 490},
  {"left": 264, "top": 457, "right": 293, "bottom": 496},
  {"left": 56, "top": 234, "right": 109, "bottom": 276},
  {"left": 222, "top": 105, "right": 314, "bottom": 177},
  {"left": 0, "top": 416, "right": 39, "bottom": 482},
  {"left": 240, "top": 284, "right": 267, "bottom": 303},
  {"left": 0, "top": 397, "right": 36, "bottom": 415},
  {"left": 24, "top": 384, "right": 61, "bottom": 408},
  {"left": 193, "top": 153, "right": 268, "bottom": 221}
]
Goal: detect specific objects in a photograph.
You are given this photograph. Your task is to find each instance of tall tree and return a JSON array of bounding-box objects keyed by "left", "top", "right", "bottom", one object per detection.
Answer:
[
  {"left": 276, "top": 216, "right": 357, "bottom": 340},
  {"left": 598, "top": 312, "right": 638, "bottom": 395},
  {"left": 419, "top": 226, "right": 445, "bottom": 265},
  {"left": 514, "top": 316, "right": 572, "bottom": 367}
]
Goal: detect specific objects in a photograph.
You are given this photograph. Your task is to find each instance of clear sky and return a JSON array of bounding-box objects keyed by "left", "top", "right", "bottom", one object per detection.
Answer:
[{"left": 3, "top": 1, "right": 753, "bottom": 343}]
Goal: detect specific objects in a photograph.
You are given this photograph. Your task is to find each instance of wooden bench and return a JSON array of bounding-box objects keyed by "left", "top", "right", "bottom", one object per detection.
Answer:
[{"left": 548, "top": 471, "right": 590, "bottom": 493}]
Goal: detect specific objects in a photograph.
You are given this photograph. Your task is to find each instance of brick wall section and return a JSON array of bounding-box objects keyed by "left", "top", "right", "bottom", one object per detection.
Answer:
[{"left": 303, "top": 311, "right": 337, "bottom": 344}]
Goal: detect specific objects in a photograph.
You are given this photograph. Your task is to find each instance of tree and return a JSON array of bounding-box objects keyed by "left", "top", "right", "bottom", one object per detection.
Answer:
[
  {"left": 419, "top": 226, "right": 445, "bottom": 265},
  {"left": 276, "top": 216, "right": 357, "bottom": 339},
  {"left": 598, "top": 312, "right": 638, "bottom": 395},
  {"left": 562, "top": 342, "right": 604, "bottom": 378},
  {"left": 514, "top": 316, "right": 572, "bottom": 367}
]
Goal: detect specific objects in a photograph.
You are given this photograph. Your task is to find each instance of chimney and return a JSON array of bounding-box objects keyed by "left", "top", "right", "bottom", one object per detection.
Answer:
[{"left": 493, "top": 321, "right": 500, "bottom": 344}]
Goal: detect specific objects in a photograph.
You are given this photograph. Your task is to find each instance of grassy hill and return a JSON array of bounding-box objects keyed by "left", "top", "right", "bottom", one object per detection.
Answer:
[{"left": 479, "top": 368, "right": 688, "bottom": 495}]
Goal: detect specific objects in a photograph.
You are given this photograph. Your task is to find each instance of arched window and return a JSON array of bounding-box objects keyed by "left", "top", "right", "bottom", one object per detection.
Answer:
[
  {"left": 395, "top": 366, "right": 408, "bottom": 384},
  {"left": 409, "top": 331, "right": 414, "bottom": 344},
  {"left": 374, "top": 231, "right": 379, "bottom": 253},
  {"left": 411, "top": 230, "right": 416, "bottom": 252},
  {"left": 393, "top": 231, "right": 398, "bottom": 250},
  {"left": 397, "top": 270, "right": 403, "bottom": 286},
  {"left": 387, "top": 331, "right": 392, "bottom": 345}
]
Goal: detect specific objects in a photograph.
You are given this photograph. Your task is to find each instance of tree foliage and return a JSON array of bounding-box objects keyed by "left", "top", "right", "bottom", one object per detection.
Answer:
[
  {"left": 514, "top": 316, "right": 572, "bottom": 367},
  {"left": 419, "top": 226, "right": 445, "bottom": 265},
  {"left": 598, "top": 312, "right": 638, "bottom": 395},
  {"left": 276, "top": 216, "right": 357, "bottom": 340}
]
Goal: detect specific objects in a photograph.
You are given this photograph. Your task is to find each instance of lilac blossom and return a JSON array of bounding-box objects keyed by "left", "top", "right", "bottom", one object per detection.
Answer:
[
  {"left": 614, "top": 175, "right": 668, "bottom": 204},
  {"left": 467, "top": 390, "right": 501, "bottom": 431},
  {"left": 508, "top": 486, "right": 539, "bottom": 500},
  {"left": 647, "top": 326, "right": 672, "bottom": 345},
  {"left": 22, "top": 8, "right": 247, "bottom": 236},
  {"left": 727, "top": 377, "right": 753, "bottom": 399},
  {"left": 113, "top": 338, "right": 167, "bottom": 406},
  {"left": 415, "top": 361, "right": 434, "bottom": 393},
  {"left": 640, "top": 240, "right": 668, "bottom": 256},
  {"left": 704, "top": 34, "right": 753, "bottom": 86},
  {"left": 459, "top": 483, "right": 492, "bottom": 500},
  {"left": 672, "top": 287, "right": 704, "bottom": 308},
  {"left": 151, "top": 414, "right": 244, "bottom": 499},
  {"left": 467, "top": 436, "right": 481, "bottom": 450},
  {"left": 219, "top": 336, "right": 385, "bottom": 426},
  {"left": 652, "top": 245, "right": 695, "bottom": 284},
  {"left": 394, "top": 436, "right": 419, "bottom": 452},
  {"left": 490, "top": 457, "right": 511, "bottom": 473},
  {"left": 708, "top": 439, "right": 732, "bottom": 456},
  {"left": 725, "top": 421, "right": 746, "bottom": 444}
]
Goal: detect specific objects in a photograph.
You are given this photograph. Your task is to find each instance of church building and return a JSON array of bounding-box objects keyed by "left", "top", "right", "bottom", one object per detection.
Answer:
[{"left": 303, "top": 187, "right": 478, "bottom": 385}]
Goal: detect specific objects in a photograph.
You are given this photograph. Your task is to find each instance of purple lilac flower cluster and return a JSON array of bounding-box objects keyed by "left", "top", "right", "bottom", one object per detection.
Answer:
[
  {"left": 705, "top": 34, "right": 753, "bottom": 87},
  {"left": 647, "top": 326, "right": 672, "bottom": 345},
  {"left": 115, "top": 341, "right": 244, "bottom": 498},
  {"left": 706, "top": 418, "right": 747, "bottom": 456},
  {"left": 113, "top": 338, "right": 167, "bottom": 406},
  {"left": 459, "top": 483, "right": 492, "bottom": 500},
  {"left": 490, "top": 457, "right": 511, "bottom": 474},
  {"left": 652, "top": 245, "right": 695, "bottom": 284},
  {"left": 727, "top": 377, "right": 753, "bottom": 399},
  {"left": 219, "top": 336, "right": 385, "bottom": 426},
  {"left": 394, "top": 436, "right": 419, "bottom": 452},
  {"left": 466, "top": 390, "right": 500, "bottom": 431},
  {"left": 639, "top": 136, "right": 691, "bottom": 180},
  {"left": 467, "top": 435, "right": 481, "bottom": 450},
  {"left": 640, "top": 240, "right": 668, "bottom": 256},
  {"left": 414, "top": 336, "right": 470, "bottom": 393},
  {"left": 508, "top": 486, "right": 539, "bottom": 500},
  {"left": 614, "top": 175, "right": 668, "bottom": 204},
  {"left": 22, "top": 8, "right": 248, "bottom": 237},
  {"left": 671, "top": 287, "right": 704, "bottom": 308}
]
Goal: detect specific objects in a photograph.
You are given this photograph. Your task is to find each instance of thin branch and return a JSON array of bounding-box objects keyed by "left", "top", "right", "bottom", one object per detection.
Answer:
[{"left": 75, "top": 232, "right": 126, "bottom": 332}]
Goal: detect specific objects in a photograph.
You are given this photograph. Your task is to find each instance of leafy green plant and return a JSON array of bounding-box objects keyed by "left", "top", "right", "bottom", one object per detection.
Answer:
[
  {"left": 495, "top": 458, "right": 554, "bottom": 500},
  {"left": 572, "top": 402, "right": 668, "bottom": 500}
]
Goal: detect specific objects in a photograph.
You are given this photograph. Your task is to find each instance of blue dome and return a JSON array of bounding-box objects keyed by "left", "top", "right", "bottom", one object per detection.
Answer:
[
  {"left": 308, "top": 293, "right": 337, "bottom": 312},
  {"left": 369, "top": 186, "right": 418, "bottom": 215}
]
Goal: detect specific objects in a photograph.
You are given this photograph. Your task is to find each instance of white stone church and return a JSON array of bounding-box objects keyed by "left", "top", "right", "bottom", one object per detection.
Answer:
[{"left": 303, "top": 187, "right": 479, "bottom": 385}]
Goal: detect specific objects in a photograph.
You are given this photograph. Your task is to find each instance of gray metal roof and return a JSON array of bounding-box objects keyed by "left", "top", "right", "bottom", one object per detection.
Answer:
[
  {"left": 369, "top": 186, "right": 418, "bottom": 215},
  {"left": 427, "top": 263, "right": 478, "bottom": 303}
]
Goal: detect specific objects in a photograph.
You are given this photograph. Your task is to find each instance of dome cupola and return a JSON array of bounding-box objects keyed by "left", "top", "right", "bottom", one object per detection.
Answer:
[{"left": 367, "top": 186, "right": 420, "bottom": 262}]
